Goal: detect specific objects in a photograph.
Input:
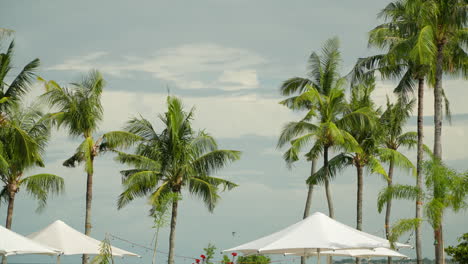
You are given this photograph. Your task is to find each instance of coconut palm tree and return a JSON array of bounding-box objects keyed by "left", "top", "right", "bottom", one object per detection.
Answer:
[
  {"left": 371, "top": 2, "right": 467, "bottom": 262},
  {"left": 115, "top": 96, "right": 240, "bottom": 264},
  {"left": 378, "top": 98, "right": 417, "bottom": 264},
  {"left": 281, "top": 86, "right": 361, "bottom": 221},
  {"left": 0, "top": 41, "right": 40, "bottom": 165},
  {"left": 0, "top": 103, "right": 64, "bottom": 230},
  {"left": 39, "top": 71, "right": 139, "bottom": 264},
  {"left": 377, "top": 153, "right": 468, "bottom": 264},
  {"left": 351, "top": 2, "right": 436, "bottom": 262},
  {"left": 279, "top": 37, "right": 353, "bottom": 223}
]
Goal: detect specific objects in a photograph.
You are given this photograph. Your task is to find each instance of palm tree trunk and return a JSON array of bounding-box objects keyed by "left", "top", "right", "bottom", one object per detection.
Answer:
[
  {"left": 355, "top": 165, "right": 364, "bottom": 264},
  {"left": 433, "top": 43, "right": 445, "bottom": 264},
  {"left": 152, "top": 226, "right": 161, "bottom": 264},
  {"left": 416, "top": 77, "right": 425, "bottom": 264},
  {"left": 301, "top": 159, "right": 317, "bottom": 264},
  {"left": 385, "top": 160, "right": 395, "bottom": 264},
  {"left": 168, "top": 194, "right": 180, "bottom": 264},
  {"left": 433, "top": 43, "right": 444, "bottom": 160},
  {"left": 303, "top": 159, "right": 317, "bottom": 219},
  {"left": 5, "top": 190, "right": 15, "bottom": 229},
  {"left": 82, "top": 158, "right": 94, "bottom": 264},
  {"left": 323, "top": 147, "right": 334, "bottom": 264},
  {"left": 323, "top": 147, "right": 334, "bottom": 218},
  {"left": 2, "top": 190, "right": 16, "bottom": 264}
]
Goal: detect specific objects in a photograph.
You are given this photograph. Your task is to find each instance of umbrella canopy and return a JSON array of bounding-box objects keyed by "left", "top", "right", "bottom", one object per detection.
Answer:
[
  {"left": 224, "top": 212, "right": 410, "bottom": 254},
  {"left": 28, "top": 220, "right": 139, "bottom": 257},
  {"left": 286, "top": 248, "right": 408, "bottom": 258},
  {"left": 0, "top": 225, "right": 60, "bottom": 256}
]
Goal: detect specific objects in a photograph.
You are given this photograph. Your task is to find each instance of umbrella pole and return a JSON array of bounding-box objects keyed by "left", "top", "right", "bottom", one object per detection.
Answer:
[
  {"left": 317, "top": 249, "right": 320, "bottom": 264},
  {"left": 57, "top": 255, "right": 61, "bottom": 264}
]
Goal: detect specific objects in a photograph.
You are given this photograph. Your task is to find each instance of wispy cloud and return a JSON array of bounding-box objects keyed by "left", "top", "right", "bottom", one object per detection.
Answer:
[{"left": 47, "top": 43, "right": 266, "bottom": 91}]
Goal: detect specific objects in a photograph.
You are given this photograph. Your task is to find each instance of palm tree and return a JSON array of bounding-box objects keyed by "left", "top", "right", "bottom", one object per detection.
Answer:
[
  {"left": 352, "top": 2, "right": 436, "bottom": 262},
  {"left": 374, "top": 2, "right": 467, "bottom": 262},
  {"left": 0, "top": 103, "right": 64, "bottom": 230},
  {"left": 40, "top": 71, "right": 139, "bottom": 264},
  {"left": 377, "top": 153, "right": 468, "bottom": 264},
  {"left": 115, "top": 96, "right": 240, "bottom": 264},
  {"left": 0, "top": 41, "right": 41, "bottom": 165},
  {"left": 379, "top": 98, "right": 417, "bottom": 264},
  {"left": 279, "top": 37, "right": 352, "bottom": 222}
]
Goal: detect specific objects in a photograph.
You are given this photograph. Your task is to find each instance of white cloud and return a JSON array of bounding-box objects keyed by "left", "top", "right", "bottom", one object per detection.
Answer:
[
  {"left": 47, "top": 43, "right": 267, "bottom": 91},
  {"left": 373, "top": 79, "right": 468, "bottom": 116},
  {"left": 100, "top": 91, "right": 297, "bottom": 138}
]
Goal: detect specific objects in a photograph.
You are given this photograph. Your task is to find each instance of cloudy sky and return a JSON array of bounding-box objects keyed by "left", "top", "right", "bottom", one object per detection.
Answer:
[{"left": 1, "top": 1, "right": 467, "bottom": 263}]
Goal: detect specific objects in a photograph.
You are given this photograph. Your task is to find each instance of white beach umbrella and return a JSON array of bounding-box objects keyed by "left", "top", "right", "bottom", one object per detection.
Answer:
[
  {"left": 0, "top": 225, "right": 60, "bottom": 257},
  {"left": 224, "top": 212, "right": 410, "bottom": 263},
  {"left": 28, "top": 220, "right": 139, "bottom": 263},
  {"left": 286, "top": 247, "right": 408, "bottom": 258}
]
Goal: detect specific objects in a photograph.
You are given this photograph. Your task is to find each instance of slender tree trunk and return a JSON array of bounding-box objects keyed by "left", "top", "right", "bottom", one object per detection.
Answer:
[
  {"left": 152, "top": 227, "right": 161, "bottom": 264},
  {"left": 415, "top": 78, "right": 425, "bottom": 264},
  {"left": 168, "top": 194, "right": 180, "bottom": 264},
  {"left": 301, "top": 159, "right": 317, "bottom": 264},
  {"left": 2, "top": 190, "right": 16, "bottom": 264},
  {"left": 323, "top": 147, "right": 334, "bottom": 264},
  {"left": 433, "top": 43, "right": 445, "bottom": 264},
  {"left": 355, "top": 165, "right": 364, "bottom": 264},
  {"left": 385, "top": 160, "right": 395, "bottom": 264},
  {"left": 82, "top": 158, "right": 94, "bottom": 264},
  {"left": 303, "top": 159, "right": 317, "bottom": 219},
  {"left": 433, "top": 43, "right": 444, "bottom": 160},
  {"left": 323, "top": 147, "right": 334, "bottom": 218},
  {"left": 5, "top": 190, "right": 15, "bottom": 229}
]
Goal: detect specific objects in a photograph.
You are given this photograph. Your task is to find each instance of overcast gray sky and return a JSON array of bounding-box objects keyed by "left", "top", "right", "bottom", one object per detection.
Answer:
[{"left": 1, "top": 1, "right": 467, "bottom": 263}]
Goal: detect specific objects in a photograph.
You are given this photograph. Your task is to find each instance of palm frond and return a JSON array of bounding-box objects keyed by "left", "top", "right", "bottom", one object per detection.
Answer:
[
  {"left": 19, "top": 173, "right": 64, "bottom": 212},
  {"left": 188, "top": 177, "right": 220, "bottom": 212},
  {"left": 307, "top": 153, "right": 353, "bottom": 185},
  {"left": 388, "top": 218, "right": 422, "bottom": 247},
  {"left": 377, "top": 184, "right": 420, "bottom": 212},
  {"left": 191, "top": 150, "right": 241, "bottom": 175}
]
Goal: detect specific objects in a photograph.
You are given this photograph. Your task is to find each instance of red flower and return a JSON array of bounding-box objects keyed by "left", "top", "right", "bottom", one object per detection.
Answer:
[
  {"left": 201, "top": 255, "right": 206, "bottom": 259},
  {"left": 196, "top": 259, "right": 201, "bottom": 263},
  {"left": 231, "top": 252, "right": 238, "bottom": 257}
]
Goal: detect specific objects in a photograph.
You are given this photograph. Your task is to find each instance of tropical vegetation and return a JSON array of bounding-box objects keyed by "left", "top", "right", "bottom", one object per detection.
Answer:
[
  {"left": 0, "top": 1, "right": 466, "bottom": 264},
  {"left": 113, "top": 96, "right": 240, "bottom": 264}
]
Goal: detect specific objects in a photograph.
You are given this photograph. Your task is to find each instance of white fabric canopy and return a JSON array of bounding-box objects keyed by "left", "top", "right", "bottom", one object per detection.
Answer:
[
  {"left": 286, "top": 248, "right": 408, "bottom": 258},
  {"left": 0, "top": 225, "right": 60, "bottom": 256},
  {"left": 224, "top": 212, "right": 411, "bottom": 255},
  {"left": 28, "top": 220, "right": 139, "bottom": 257}
]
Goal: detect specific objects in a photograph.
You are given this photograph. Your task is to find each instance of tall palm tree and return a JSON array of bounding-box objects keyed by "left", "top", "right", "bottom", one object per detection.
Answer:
[
  {"left": 0, "top": 41, "right": 40, "bottom": 165},
  {"left": 40, "top": 71, "right": 139, "bottom": 264},
  {"left": 379, "top": 98, "right": 417, "bottom": 264},
  {"left": 0, "top": 103, "right": 64, "bottom": 230},
  {"left": 279, "top": 37, "right": 352, "bottom": 223},
  {"left": 410, "top": 2, "right": 467, "bottom": 261},
  {"left": 115, "top": 96, "right": 240, "bottom": 264},
  {"left": 377, "top": 153, "right": 468, "bottom": 264},
  {"left": 376, "top": 2, "right": 467, "bottom": 262},
  {"left": 352, "top": 2, "right": 437, "bottom": 262}
]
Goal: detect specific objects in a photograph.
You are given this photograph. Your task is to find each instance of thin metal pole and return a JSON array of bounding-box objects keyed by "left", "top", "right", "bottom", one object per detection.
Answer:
[
  {"left": 317, "top": 249, "right": 321, "bottom": 264},
  {"left": 57, "top": 255, "right": 61, "bottom": 264}
]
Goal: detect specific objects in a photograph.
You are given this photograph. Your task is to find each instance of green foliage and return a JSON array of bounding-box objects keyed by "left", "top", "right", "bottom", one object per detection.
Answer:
[
  {"left": 116, "top": 96, "right": 241, "bottom": 212},
  {"left": 386, "top": 157, "right": 468, "bottom": 242},
  {"left": 0, "top": 103, "right": 64, "bottom": 211},
  {"left": 202, "top": 243, "right": 216, "bottom": 264},
  {"left": 446, "top": 233, "right": 468, "bottom": 264},
  {"left": 151, "top": 192, "right": 180, "bottom": 229},
  {"left": 236, "top": 255, "right": 270, "bottom": 264},
  {"left": 91, "top": 237, "right": 114, "bottom": 264},
  {"left": 222, "top": 255, "right": 231, "bottom": 264},
  {"left": 388, "top": 218, "right": 422, "bottom": 247}
]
